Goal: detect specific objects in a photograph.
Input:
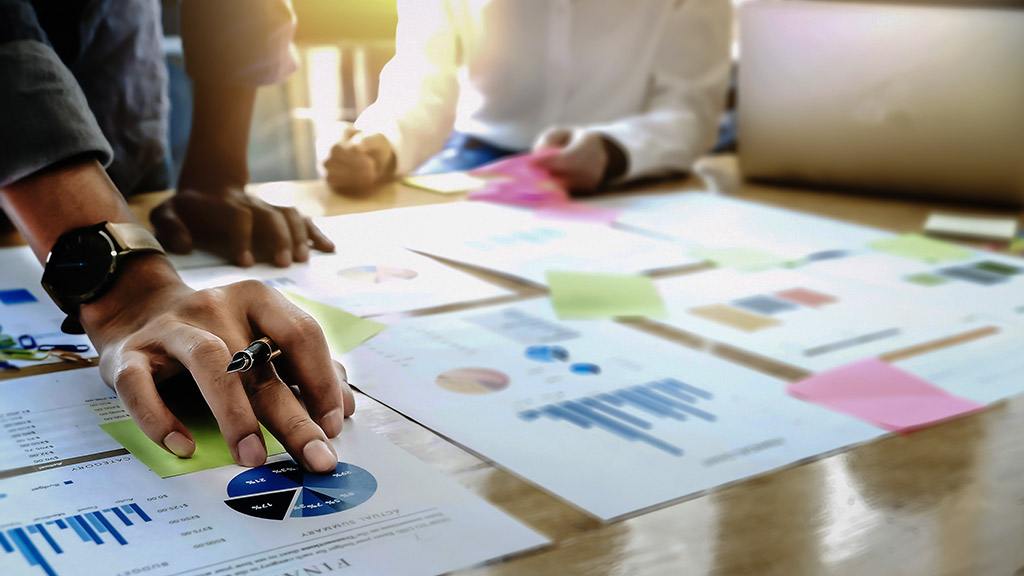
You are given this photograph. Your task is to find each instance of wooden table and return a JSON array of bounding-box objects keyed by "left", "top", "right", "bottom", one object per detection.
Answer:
[{"left": 5, "top": 155, "right": 1024, "bottom": 576}]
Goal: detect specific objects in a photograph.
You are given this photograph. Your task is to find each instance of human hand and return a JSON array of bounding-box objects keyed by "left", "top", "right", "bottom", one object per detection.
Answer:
[
  {"left": 533, "top": 127, "right": 628, "bottom": 194},
  {"left": 82, "top": 255, "right": 355, "bottom": 473},
  {"left": 323, "top": 125, "right": 396, "bottom": 193},
  {"left": 150, "top": 184, "right": 335, "bottom": 268}
]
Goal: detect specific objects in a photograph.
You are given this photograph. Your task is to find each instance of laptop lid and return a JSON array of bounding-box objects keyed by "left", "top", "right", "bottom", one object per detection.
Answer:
[{"left": 738, "top": 1, "right": 1024, "bottom": 205}]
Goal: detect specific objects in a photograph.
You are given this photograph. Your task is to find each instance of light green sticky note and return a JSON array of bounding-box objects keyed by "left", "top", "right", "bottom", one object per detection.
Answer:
[
  {"left": 281, "top": 291, "right": 387, "bottom": 354},
  {"left": 1009, "top": 238, "right": 1024, "bottom": 254},
  {"left": 546, "top": 271, "right": 667, "bottom": 319},
  {"left": 869, "top": 234, "right": 972, "bottom": 263},
  {"left": 102, "top": 419, "right": 286, "bottom": 478},
  {"left": 690, "top": 246, "right": 792, "bottom": 271}
]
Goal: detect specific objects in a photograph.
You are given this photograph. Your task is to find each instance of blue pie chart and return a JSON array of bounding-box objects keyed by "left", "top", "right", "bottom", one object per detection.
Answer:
[{"left": 224, "top": 460, "right": 377, "bottom": 520}]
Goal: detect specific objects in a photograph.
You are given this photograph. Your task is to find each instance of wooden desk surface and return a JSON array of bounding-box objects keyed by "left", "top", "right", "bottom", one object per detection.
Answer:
[{"left": 5, "top": 156, "right": 1024, "bottom": 576}]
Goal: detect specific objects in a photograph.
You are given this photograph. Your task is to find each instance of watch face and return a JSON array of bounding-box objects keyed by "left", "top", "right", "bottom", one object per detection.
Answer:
[{"left": 44, "top": 229, "right": 117, "bottom": 300}]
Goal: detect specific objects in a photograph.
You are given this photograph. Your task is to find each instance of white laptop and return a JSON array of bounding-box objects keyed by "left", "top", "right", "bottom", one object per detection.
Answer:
[{"left": 738, "top": 1, "right": 1024, "bottom": 206}]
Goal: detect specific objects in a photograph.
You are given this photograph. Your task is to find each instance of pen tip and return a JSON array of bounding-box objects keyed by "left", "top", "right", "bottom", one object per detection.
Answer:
[{"left": 226, "top": 357, "right": 247, "bottom": 374}]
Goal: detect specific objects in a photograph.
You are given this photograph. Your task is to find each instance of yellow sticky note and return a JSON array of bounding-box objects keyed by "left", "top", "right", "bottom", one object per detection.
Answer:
[
  {"left": 281, "top": 291, "right": 387, "bottom": 354},
  {"left": 546, "top": 271, "right": 667, "bottom": 319},
  {"left": 870, "top": 234, "right": 972, "bottom": 263},
  {"left": 403, "top": 172, "right": 487, "bottom": 194},
  {"left": 690, "top": 246, "right": 792, "bottom": 271}
]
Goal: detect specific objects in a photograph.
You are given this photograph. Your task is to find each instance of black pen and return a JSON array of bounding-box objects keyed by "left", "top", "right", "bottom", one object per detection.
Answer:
[{"left": 226, "top": 337, "right": 281, "bottom": 374}]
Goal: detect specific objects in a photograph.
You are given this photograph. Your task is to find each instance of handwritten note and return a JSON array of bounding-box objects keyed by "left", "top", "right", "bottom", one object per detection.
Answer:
[{"left": 786, "top": 358, "right": 984, "bottom": 432}]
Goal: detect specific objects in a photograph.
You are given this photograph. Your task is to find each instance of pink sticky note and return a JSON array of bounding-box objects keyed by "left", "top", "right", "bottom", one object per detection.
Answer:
[
  {"left": 469, "top": 149, "right": 561, "bottom": 181},
  {"left": 535, "top": 203, "right": 621, "bottom": 225},
  {"left": 468, "top": 178, "right": 568, "bottom": 208},
  {"left": 787, "top": 358, "right": 984, "bottom": 432},
  {"left": 469, "top": 151, "right": 569, "bottom": 208}
]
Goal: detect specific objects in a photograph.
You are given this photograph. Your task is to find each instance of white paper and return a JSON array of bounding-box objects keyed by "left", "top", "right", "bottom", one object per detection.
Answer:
[
  {"left": 327, "top": 202, "right": 700, "bottom": 286},
  {"left": 652, "top": 268, "right": 982, "bottom": 371},
  {"left": 594, "top": 192, "right": 889, "bottom": 262},
  {"left": 178, "top": 244, "right": 510, "bottom": 317},
  {"left": 0, "top": 368, "right": 546, "bottom": 576},
  {"left": 0, "top": 247, "right": 94, "bottom": 366},
  {"left": 923, "top": 212, "right": 1018, "bottom": 241},
  {"left": 342, "top": 300, "right": 882, "bottom": 521},
  {"left": 803, "top": 250, "right": 1024, "bottom": 326},
  {"left": 895, "top": 328, "right": 1024, "bottom": 404}
]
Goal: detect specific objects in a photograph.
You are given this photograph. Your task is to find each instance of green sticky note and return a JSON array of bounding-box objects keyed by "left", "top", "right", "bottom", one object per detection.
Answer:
[
  {"left": 870, "top": 234, "right": 972, "bottom": 263},
  {"left": 690, "top": 246, "right": 792, "bottom": 271},
  {"left": 100, "top": 375, "right": 287, "bottom": 478},
  {"left": 1009, "top": 238, "right": 1024, "bottom": 254},
  {"left": 904, "top": 273, "right": 949, "bottom": 287},
  {"left": 102, "top": 419, "right": 286, "bottom": 478},
  {"left": 546, "top": 271, "right": 667, "bottom": 319},
  {"left": 281, "top": 291, "right": 387, "bottom": 354}
]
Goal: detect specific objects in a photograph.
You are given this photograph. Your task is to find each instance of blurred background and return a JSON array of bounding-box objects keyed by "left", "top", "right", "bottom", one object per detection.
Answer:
[{"left": 160, "top": 0, "right": 1023, "bottom": 190}]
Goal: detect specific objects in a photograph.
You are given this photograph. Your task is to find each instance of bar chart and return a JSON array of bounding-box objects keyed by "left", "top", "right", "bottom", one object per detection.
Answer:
[
  {"left": 1, "top": 504, "right": 152, "bottom": 576},
  {"left": 518, "top": 378, "right": 717, "bottom": 456}
]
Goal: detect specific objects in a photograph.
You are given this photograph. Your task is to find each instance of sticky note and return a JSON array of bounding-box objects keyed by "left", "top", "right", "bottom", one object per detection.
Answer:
[
  {"left": 690, "top": 247, "right": 792, "bottom": 271},
  {"left": 923, "top": 212, "right": 1018, "bottom": 242},
  {"left": 281, "top": 291, "right": 387, "bottom": 354},
  {"left": 102, "top": 419, "right": 286, "bottom": 478},
  {"left": 535, "top": 203, "right": 620, "bottom": 225},
  {"left": 546, "top": 271, "right": 667, "bottom": 319},
  {"left": 869, "top": 234, "right": 972, "bottom": 263},
  {"left": 787, "top": 358, "right": 984, "bottom": 432},
  {"left": 403, "top": 172, "right": 487, "bottom": 194}
]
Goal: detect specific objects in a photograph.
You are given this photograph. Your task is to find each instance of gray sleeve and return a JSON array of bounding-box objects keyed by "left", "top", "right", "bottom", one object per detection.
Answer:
[
  {"left": 180, "top": 0, "right": 298, "bottom": 86},
  {"left": 0, "top": 0, "right": 112, "bottom": 188}
]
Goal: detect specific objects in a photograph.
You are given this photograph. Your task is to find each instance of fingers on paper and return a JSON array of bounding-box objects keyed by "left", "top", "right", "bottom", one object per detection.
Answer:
[
  {"left": 102, "top": 350, "right": 196, "bottom": 459},
  {"left": 161, "top": 323, "right": 268, "bottom": 469}
]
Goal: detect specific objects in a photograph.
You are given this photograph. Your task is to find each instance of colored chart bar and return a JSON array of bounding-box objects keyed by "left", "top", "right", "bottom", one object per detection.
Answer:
[
  {"left": 3, "top": 505, "right": 153, "bottom": 576},
  {"left": 517, "top": 379, "right": 718, "bottom": 457}
]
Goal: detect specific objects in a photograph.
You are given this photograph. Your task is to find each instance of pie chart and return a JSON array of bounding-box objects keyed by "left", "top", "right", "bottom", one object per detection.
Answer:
[
  {"left": 337, "top": 265, "right": 418, "bottom": 284},
  {"left": 435, "top": 367, "right": 511, "bottom": 395},
  {"left": 223, "top": 460, "right": 377, "bottom": 520}
]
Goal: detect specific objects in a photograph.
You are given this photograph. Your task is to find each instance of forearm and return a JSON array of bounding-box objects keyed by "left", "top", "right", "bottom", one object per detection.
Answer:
[
  {"left": 0, "top": 158, "right": 183, "bottom": 339},
  {"left": 178, "top": 81, "right": 256, "bottom": 189},
  {"left": 0, "top": 158, "right": 136, "bottom": 263}
]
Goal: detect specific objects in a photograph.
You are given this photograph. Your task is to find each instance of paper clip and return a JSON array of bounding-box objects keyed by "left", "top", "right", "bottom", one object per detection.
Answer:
[
  {"left": 0, "top": 360, "right": 19, "bottom": 371},
  {"left": 0, "top": 348, "right": 50, "bottom": 361},
  {"left": 49, "top": 350, "right": 90, "bottom": 364},
  {"left": 18, "top": 335, "right": 37, "bottom": 349},
  {"left": 37, "top": 344, "right": 90, "bottom": 353}
]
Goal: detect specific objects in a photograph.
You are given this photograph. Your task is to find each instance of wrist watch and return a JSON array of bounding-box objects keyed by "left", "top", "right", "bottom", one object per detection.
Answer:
[{"left": 41, "top": 222, "right": 165, "bottom": 335}]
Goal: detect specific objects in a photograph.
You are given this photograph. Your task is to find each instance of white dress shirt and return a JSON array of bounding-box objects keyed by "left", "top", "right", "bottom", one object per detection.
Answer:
[{"left": 355, "top": 0, "right": 732, "bottom": 181}]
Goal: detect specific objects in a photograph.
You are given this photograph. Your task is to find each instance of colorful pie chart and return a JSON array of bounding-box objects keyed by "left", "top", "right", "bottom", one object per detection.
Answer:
[
  {"left": 224, "top": 460, "right": 377, "bottom": 520},
  {"left": 435, "top": 367, "right": 511, "bottom": 395}
]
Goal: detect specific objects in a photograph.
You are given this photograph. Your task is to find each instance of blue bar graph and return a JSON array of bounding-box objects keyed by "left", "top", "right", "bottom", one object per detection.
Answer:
[
  {"left": 518, "top": 378, "right": 717, "bottom": 456},
  {"left": 3, "top": 504, "right": 153, "bottom": 576}
]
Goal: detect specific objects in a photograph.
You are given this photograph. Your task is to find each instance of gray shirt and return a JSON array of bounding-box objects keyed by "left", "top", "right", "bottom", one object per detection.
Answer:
[{"left": 0, "top": 0, "right": 297, "bottom": 194}]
